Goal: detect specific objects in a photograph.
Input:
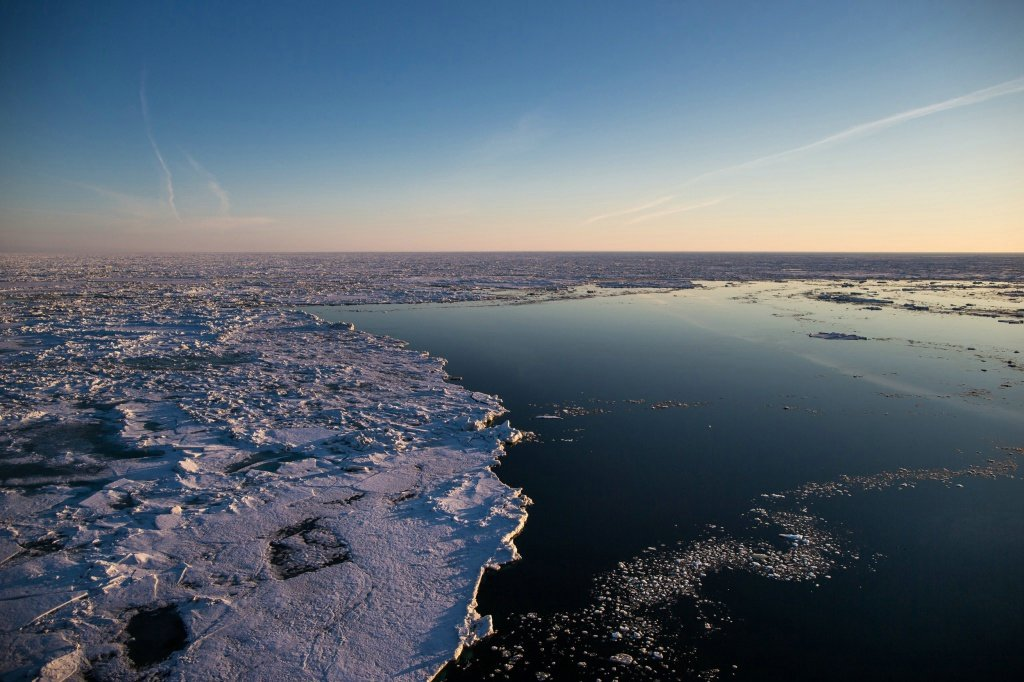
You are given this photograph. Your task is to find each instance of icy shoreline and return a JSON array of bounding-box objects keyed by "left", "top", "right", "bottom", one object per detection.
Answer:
[{"left": 0, "top": 270, "right": 528, "bottom": 680}]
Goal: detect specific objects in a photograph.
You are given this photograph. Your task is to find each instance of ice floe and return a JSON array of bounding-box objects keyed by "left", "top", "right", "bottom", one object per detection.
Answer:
[{"left": 0, "top": 263, "right": 529, "bottom": 680}]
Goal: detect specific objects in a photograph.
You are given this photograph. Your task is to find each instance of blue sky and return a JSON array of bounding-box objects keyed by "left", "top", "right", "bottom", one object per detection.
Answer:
[{"left": 1, "top": 0, "right": 1022, "bottom": 251}]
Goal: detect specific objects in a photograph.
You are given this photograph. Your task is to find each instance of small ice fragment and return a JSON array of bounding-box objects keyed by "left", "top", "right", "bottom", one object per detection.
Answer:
[{"left": 808, "top": 331, "right": 867, "bottom": 341}]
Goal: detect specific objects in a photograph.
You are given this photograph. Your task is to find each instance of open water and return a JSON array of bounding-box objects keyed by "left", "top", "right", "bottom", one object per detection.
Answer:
[{"left": 309, "top": 282, "right": 1024, "bottom": 680}]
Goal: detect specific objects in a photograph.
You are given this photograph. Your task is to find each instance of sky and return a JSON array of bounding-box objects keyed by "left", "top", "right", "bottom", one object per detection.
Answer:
[{"left": 1, "top": 0, "right": 1022, "bottom": 253}]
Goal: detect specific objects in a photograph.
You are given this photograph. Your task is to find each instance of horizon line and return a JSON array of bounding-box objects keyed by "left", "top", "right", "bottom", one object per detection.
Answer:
[{"left": 3, "top": 249, "right": 1022, "bottom": 257}]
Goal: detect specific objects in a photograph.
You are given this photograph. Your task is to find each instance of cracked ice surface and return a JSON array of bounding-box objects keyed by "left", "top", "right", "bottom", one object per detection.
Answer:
[{"left": 0, "top": 257, "right": 527, "bottom": 680}]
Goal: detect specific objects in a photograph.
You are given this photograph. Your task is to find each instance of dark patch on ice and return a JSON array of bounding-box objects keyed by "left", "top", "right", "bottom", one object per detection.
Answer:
[
  {"left": 0, "top": 532, "right": 67, "bottom": 567},
  {"left": 124, "top": 605, "right": 188, "bottom": 668},
  {"left": 268, "top": 517, "right": 351, "bottom": 580},
  {"left": 252, "top": 460, "right": 283, "bottom": 473},
  {"left": 323, "top": 492, "right": 365, "bottom": 506},
  {"left": 109, "top": 491, "right": 138, "bottom": 510},
  {"left": 0, "top": 417, "right": 162, "bottom": 487},
  {"left": 816, "top": 292, "right": 893, "bottom": 306},
  {"left": 223, "top": 449, "right": 303, "bottom": 474},
  {"left": 0, "top": 460, "right": 106, "bottom": 485},
  {"left": 20, "top": 532, "right": 67, "bottom": 556},
  {"left": 18, "top": 421, "right": 106, "bottom": 455},
  {"left": 390, "top": 489, "right": 419, "bottom": 505},
  {"left": 4, "top": 419, "right": 159, "bottom": 461}
]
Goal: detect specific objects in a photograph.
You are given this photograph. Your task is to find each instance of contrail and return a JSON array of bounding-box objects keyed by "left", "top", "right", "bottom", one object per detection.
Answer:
[
  {"left": 683, "top": 76, "right": 1024, "bottom": 186},
  {"left": 589, "top": 76, "right": 1024, "bottom": 224},
  {"left": 140, "top": 74, "right": 180, "bottom": 221},
  {"left": 184, "top": 152, "right": 231, "bottom": 215},
  {"left": 583, "top": 194, "right": 675, "bottom": 225},
  {"left": 626, "top": 196, "right": 727, "bottom": 225}
]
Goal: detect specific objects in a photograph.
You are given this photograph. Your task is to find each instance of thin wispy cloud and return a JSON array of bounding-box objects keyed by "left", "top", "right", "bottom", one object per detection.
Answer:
[
  {"left": 76, "top": 182, "right": 163, "bottom": 220},
  {"left": 583, "top": 194, "right": 676, "bottom": 225},
  {"left": 687, "top": 76, "right": 1024, "bottom": 184},
  {"left": 75, "top": 172, "right": 273, "bottom": 231},
  {"left": 627, "top": 196, "right": 727, "bottom": 225},
  {"left": 133, "top": 80, "right": 272, "bottom": 230},
  {"left": 183, "top": 151, "right": 274, "bottom": 228},
  {"left": 184, "top": 152, "right": 231, "bottom": 215},
  {"left": 589, "top": 76, "right": 1024, "bottom": 226},
  {"left": 139, "top": 73, "right": 180, "bottom": 221}
]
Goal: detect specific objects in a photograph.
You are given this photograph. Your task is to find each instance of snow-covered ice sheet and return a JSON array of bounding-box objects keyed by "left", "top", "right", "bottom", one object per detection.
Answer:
[{"left": 0, "top": 260, "right": 528, "bottom": 680}]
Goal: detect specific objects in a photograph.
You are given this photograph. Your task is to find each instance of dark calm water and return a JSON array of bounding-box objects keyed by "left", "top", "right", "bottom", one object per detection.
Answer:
[{"left": 308, "top": 285, "right": 1024, "bottom": 680}]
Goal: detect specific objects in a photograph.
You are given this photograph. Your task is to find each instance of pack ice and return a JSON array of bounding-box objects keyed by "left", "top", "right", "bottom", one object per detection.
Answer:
[{"left": 0, "top": 257, "right": 528, "bottom": 680}]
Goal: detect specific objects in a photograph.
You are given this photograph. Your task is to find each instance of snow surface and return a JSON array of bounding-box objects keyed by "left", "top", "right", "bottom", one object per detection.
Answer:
[{"left": 0, "top": 258, "right": 530, "bottom": 680}]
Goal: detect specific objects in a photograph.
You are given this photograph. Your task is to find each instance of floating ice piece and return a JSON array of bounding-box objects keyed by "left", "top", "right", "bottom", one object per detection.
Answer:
[
  {"left": 491, "top": 420, "right": 522, "bottom": 444},
  {"left": 808, "top": 331, "right": 867, "bottom": 341},
  {"left": 779, "top": 533, "right": 809, "bottom": 545},
  {"left": 461, "top": 613, "right": 493, "bottom": 647}
]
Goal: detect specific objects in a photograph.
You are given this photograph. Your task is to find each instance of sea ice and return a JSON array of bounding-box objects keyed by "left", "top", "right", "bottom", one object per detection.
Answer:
[
  {"left": 0, "top": 260, "right": 530, "bottom": 680},
  {"left": 2, "top": 253, "right": 1021, "bottom": 680}
]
